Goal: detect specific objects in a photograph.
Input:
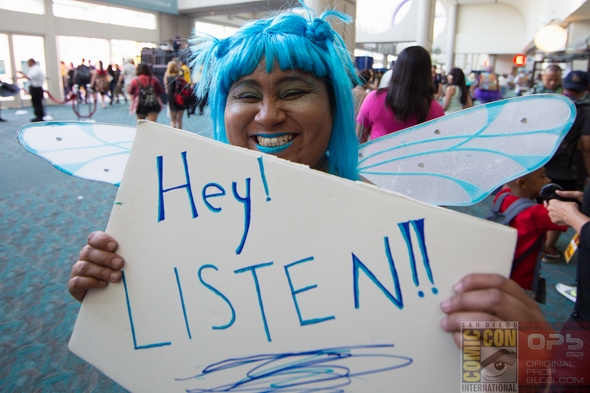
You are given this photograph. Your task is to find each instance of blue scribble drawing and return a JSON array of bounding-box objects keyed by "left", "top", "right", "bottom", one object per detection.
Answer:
[
  {"left": 17, "top": 95, "right": 575, "bottom": 206},
  {"left": 175, "top": 344, "right": 412, "bottom": 392}
]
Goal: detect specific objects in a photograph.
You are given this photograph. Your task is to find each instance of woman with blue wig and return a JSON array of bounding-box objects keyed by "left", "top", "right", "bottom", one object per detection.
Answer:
[
  {"left": 189, "top": 8, "right": 359, "bottom": 181},
  {"left": 68, "top": 7, "right": 546, "bottom": 351}
]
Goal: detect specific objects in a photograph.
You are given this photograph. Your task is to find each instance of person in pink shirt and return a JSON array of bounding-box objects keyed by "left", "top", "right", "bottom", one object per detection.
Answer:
[{"left": 356, "top": 46, "right": 445, "bottom": 142}]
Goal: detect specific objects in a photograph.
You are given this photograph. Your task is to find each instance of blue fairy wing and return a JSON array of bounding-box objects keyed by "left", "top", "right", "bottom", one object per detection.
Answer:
[
  {"left": 17, "top": 121, "right": 135, "bottom": 186},
  {"left": 358, "top": 94, "right": 576, "bottom": 206}
]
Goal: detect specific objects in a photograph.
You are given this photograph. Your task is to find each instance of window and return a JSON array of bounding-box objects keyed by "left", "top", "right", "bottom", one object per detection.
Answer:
[
  {"left": 111, "top": 39, "right": 156, "bottom": 66},
  {"left": 0, "top": 0, "right": 44, "bottom": 15},
  {"left": 13, "top": 35, "right": 47, "bottom": 99},
  {"left": 52, "top": 0, "right": 156, "bottom": 30},
  {"left": 195, "top": 22, "right": 238, "bottom": 39},
  {"left": 0, "top": 34, "right": 14, "bottom": 103}
]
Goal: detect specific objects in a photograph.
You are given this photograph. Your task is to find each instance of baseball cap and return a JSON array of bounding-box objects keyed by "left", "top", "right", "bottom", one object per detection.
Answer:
[{"left": 563, "top": 71, "right": 590, "bottom": 91}]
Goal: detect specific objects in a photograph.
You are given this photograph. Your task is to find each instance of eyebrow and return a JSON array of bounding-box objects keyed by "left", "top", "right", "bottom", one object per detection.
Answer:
[{"left": 230, "top": 75, "right": 317, "bottom": 91}]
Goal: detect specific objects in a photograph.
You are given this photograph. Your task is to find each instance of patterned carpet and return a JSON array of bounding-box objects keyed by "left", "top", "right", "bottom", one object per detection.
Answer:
[
  {"left": 0, "top": 100, "right": 212, "bottom": 392},
  {"left": 0, "top": 99, "right": 579, "bottom": 392}
]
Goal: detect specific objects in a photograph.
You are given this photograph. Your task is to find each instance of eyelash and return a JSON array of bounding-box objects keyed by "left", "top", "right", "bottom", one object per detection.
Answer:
[
  {"left": 232, "top": 89, "right": 308, "bottom": 100},
  {"left": 234, "top": 92, "right": 259, "bottom": 100},
  {"left": 281, "top": 90, "right": 305, "bottom": 98}
]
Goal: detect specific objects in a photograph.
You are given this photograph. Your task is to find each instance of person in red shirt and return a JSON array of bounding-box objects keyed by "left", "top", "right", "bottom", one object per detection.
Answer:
[{"left": 493, "top": 167, "right": 568, "bottom": 296}]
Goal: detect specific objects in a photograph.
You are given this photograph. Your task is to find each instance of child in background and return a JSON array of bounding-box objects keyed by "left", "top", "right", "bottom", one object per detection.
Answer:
[{"left": 490, "top": 168, "right": 568, "bottom": 299}]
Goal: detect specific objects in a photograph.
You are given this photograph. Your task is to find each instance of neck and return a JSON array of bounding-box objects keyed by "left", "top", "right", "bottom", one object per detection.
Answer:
[
  {"left": 564, "top": 89, "right": 584, "bottom": 100},
  {"left": 508, "top": 187, "right": 533, "bottom": 199}
]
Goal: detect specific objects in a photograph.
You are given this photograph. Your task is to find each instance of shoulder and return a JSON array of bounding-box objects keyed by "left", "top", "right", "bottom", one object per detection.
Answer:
[
  {"left": 429, "top": 100, "right": 445, "bottom": 117},
  {"left": 364, "top": 89, "right": 381, "bottom": 103},
  {"left": 495, "top": 189, "right": 519, "bottom": 206}
]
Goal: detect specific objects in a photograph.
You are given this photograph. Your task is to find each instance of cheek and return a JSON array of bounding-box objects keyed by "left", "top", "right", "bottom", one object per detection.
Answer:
[{"left": 224, "top": 106, "right": 249, "bottom": 147}]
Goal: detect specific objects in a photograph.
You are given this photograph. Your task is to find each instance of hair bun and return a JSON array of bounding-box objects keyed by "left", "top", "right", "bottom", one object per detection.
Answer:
[{"left": 306, "top": 19, "right": 334, "bottom": 47}]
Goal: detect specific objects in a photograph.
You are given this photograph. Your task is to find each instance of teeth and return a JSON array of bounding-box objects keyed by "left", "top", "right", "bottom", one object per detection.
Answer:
[{"left": 256, "top": 134, "right": 294, "bottom": 147}]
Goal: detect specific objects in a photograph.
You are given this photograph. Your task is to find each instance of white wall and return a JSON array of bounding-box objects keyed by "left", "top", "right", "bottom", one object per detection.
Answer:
[
  {"left": 454, "top": 3, "right": 528, "bottom": 54},
  {"left": 494, "top": 54, "right": 516, "bottom": 75}
]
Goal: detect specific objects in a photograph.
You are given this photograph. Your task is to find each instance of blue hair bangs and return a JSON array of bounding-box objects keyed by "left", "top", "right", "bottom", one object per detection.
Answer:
[{"left": 189, "top": 8, "right": 359, "bottom": 180}]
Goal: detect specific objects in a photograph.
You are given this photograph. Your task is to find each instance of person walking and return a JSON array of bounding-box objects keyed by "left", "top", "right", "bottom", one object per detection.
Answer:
[
  {"left": 356, "top": 46, "right": 445, "bottom": 141},
  {"left": 18, "top": 58, "right": 45, "bottom": 122},
  {"left": 442, "top": 68, "right": 473, "bottom": 114},
  {"left": 118, "top": 59, "right": 136, "bottom": 100},
  {"left": 163, "top": 61, "right": 186, "bottom": 129},
  {"left": 127, "top": 62, "right": 164, "bottom": 122}
]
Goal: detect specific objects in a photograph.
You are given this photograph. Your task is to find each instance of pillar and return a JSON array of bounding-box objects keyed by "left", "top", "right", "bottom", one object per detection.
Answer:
[
  {"left": 305, "top": 0, "right": 356, "bottom": 54},
  {"left": 445, "top": 2, "right": 457, "bottom": 72},
  {"left": 416, "top": 0, "right": 436, "bottom": 52},
  {"left": 44, "top": 0, "right": 61, "bottom": 101}
]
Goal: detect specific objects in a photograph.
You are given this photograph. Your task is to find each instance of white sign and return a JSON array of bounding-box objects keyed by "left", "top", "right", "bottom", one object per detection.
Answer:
[{"left": 69, "top": 121, "right": 516, "bottom": 392}]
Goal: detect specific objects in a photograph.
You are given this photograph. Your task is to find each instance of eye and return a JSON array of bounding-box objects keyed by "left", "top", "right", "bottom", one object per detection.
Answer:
[
  {"left": 234, "top": 92, "right": 260, "bottom": 101},
  {"left": 480, "top": 349, "right": 516, "bottom": 382},
  {"left": 280, "top": 89, "right": 306, "bottom": 99}
]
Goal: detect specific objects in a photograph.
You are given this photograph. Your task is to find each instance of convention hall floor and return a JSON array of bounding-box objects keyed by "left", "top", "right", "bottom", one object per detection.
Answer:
[{"left": 0, "top": 99, "right": 579, "bottom": 391}]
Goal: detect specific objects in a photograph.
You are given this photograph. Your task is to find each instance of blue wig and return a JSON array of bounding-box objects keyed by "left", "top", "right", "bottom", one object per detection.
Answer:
[{"left": 189, "top": 6, "right": 359, "bottom": 180}]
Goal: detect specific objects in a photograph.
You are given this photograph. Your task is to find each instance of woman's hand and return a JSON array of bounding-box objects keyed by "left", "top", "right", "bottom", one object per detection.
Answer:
[
  {"left": 545, "top": 199, "right": 579, "bottom": 226},
  {"left": 555, "top": 189, "right": 584, "bottom": 204},
  {"left": 440, "top": 273, "right": 545, "bottom": 348},
  {"left": 68, "top": 231, "right": 124, "bottom": 302}
]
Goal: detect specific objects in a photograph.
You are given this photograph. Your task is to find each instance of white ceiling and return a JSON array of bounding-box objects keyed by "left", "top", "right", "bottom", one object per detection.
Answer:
[{"left": 179, "top": 0, "right": 590, "bottom": 27}]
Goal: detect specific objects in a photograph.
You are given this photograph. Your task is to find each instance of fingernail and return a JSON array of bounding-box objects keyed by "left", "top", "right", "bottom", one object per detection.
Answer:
[
  {"left": 107, "top": 241, "right": 116, "bottom": 251},
  {"left": 112, "top": 258, "right": 123, "bottom": 269},
  {"left": 110, "top": 272, "right": 120, "bottom": 282},
  {"left": 453, "top": 281, "right": 463, "bottom": 293},
  {"left": 441, "top": 298, "right": 451, "bottom": 312}
]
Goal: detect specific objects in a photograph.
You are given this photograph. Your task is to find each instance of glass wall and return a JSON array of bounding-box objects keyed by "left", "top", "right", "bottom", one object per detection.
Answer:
[
  {"left": 112, "top": 39, "right": 155, "bottom": 66},
  {"left": 194, "top": 22, "right": 238, "bottom": 39},
  {"left": 57, "top": 36, "right": 110, "bottom": 68},
  {"left": 0, "top": 34, "right": 14, "bottom": 104},
  {"left": 12, "top": 35, "right": 46, "bottom": 100},
  {"left": 53, "top": 0, "right": 156, "bottom": 30},
  {"left": 0, "top": 0, "right": 44, "bottom": 15}
]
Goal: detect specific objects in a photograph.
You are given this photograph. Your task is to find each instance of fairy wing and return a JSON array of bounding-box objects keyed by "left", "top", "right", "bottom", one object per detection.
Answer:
[
  {"left": 17, "top": 121, "right": 135, "bottom": 186},
  {"left": 358, "top": 94, "right": 576, "bottom": 206},
  {"left": 18, "top": 95, "right": 575, "bottom": 205}
]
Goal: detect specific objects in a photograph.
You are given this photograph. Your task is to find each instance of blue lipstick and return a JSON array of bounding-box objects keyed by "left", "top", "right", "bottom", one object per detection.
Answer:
[{"left": 257, "top": 140, "right": 293, "bottom": 154}]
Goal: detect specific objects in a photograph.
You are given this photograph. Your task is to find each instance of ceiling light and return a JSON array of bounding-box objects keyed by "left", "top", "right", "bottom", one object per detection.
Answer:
[{"left": 534, "top": 25, "right": 567, "bottom": 52}]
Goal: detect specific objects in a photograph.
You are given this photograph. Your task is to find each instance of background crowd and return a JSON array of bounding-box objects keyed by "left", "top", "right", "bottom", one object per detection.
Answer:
[{"left": 57, "top": 55, "right": 202, "bottom": 129}]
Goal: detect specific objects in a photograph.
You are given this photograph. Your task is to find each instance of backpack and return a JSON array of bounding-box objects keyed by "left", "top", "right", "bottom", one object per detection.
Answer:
[
  {"left": 76, "top": 65, "right": 90, "bottom": 81},
  {"left": 138, "top": 77, "right": 159, "bottom": 108},
  {"left": 478, "top": 72, "right": 499, "bottom": 91},
  {"left": 95, "top": 75, "right": 109, "bottom": 93},
  {"left": 174, "top": 77, "right": 194, "bottom": 109},
  {"left": 486, "top": 192, "right": 546, "bottom": 303}
]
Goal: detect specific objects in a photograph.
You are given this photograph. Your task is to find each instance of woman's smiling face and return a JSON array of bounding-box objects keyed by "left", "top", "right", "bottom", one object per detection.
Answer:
[{"left": 224, "top": 62, "right": 333, "bottom": 169}]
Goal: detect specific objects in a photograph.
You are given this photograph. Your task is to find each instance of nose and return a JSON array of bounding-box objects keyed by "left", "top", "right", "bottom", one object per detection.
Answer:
[{"left": 254, "top": 98, "right": 286, "bottom": 127}]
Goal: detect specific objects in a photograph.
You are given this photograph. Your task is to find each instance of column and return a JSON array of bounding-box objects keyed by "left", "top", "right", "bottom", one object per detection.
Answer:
[
  {"left": 305, "top": 0, "right": 356, "bottom": 54},
  {"left": 445, "top": 2, "right": 457, "bottom": 72},
  {"left": 44, "top": 0, "right": 61, "bottom": 102},
  {"left": 416, "top": 0, "right": 436, "bottom": 52}
]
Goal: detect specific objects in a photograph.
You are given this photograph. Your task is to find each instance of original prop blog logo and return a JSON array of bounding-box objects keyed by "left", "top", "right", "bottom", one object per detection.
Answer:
[{"left": 461, "top": 321, "right": 518, "bottom": 392}]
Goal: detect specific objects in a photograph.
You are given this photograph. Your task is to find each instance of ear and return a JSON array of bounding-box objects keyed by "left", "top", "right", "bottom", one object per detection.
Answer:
[{"left": 515, "top": 178, "right": 527, "bottom": 189}]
